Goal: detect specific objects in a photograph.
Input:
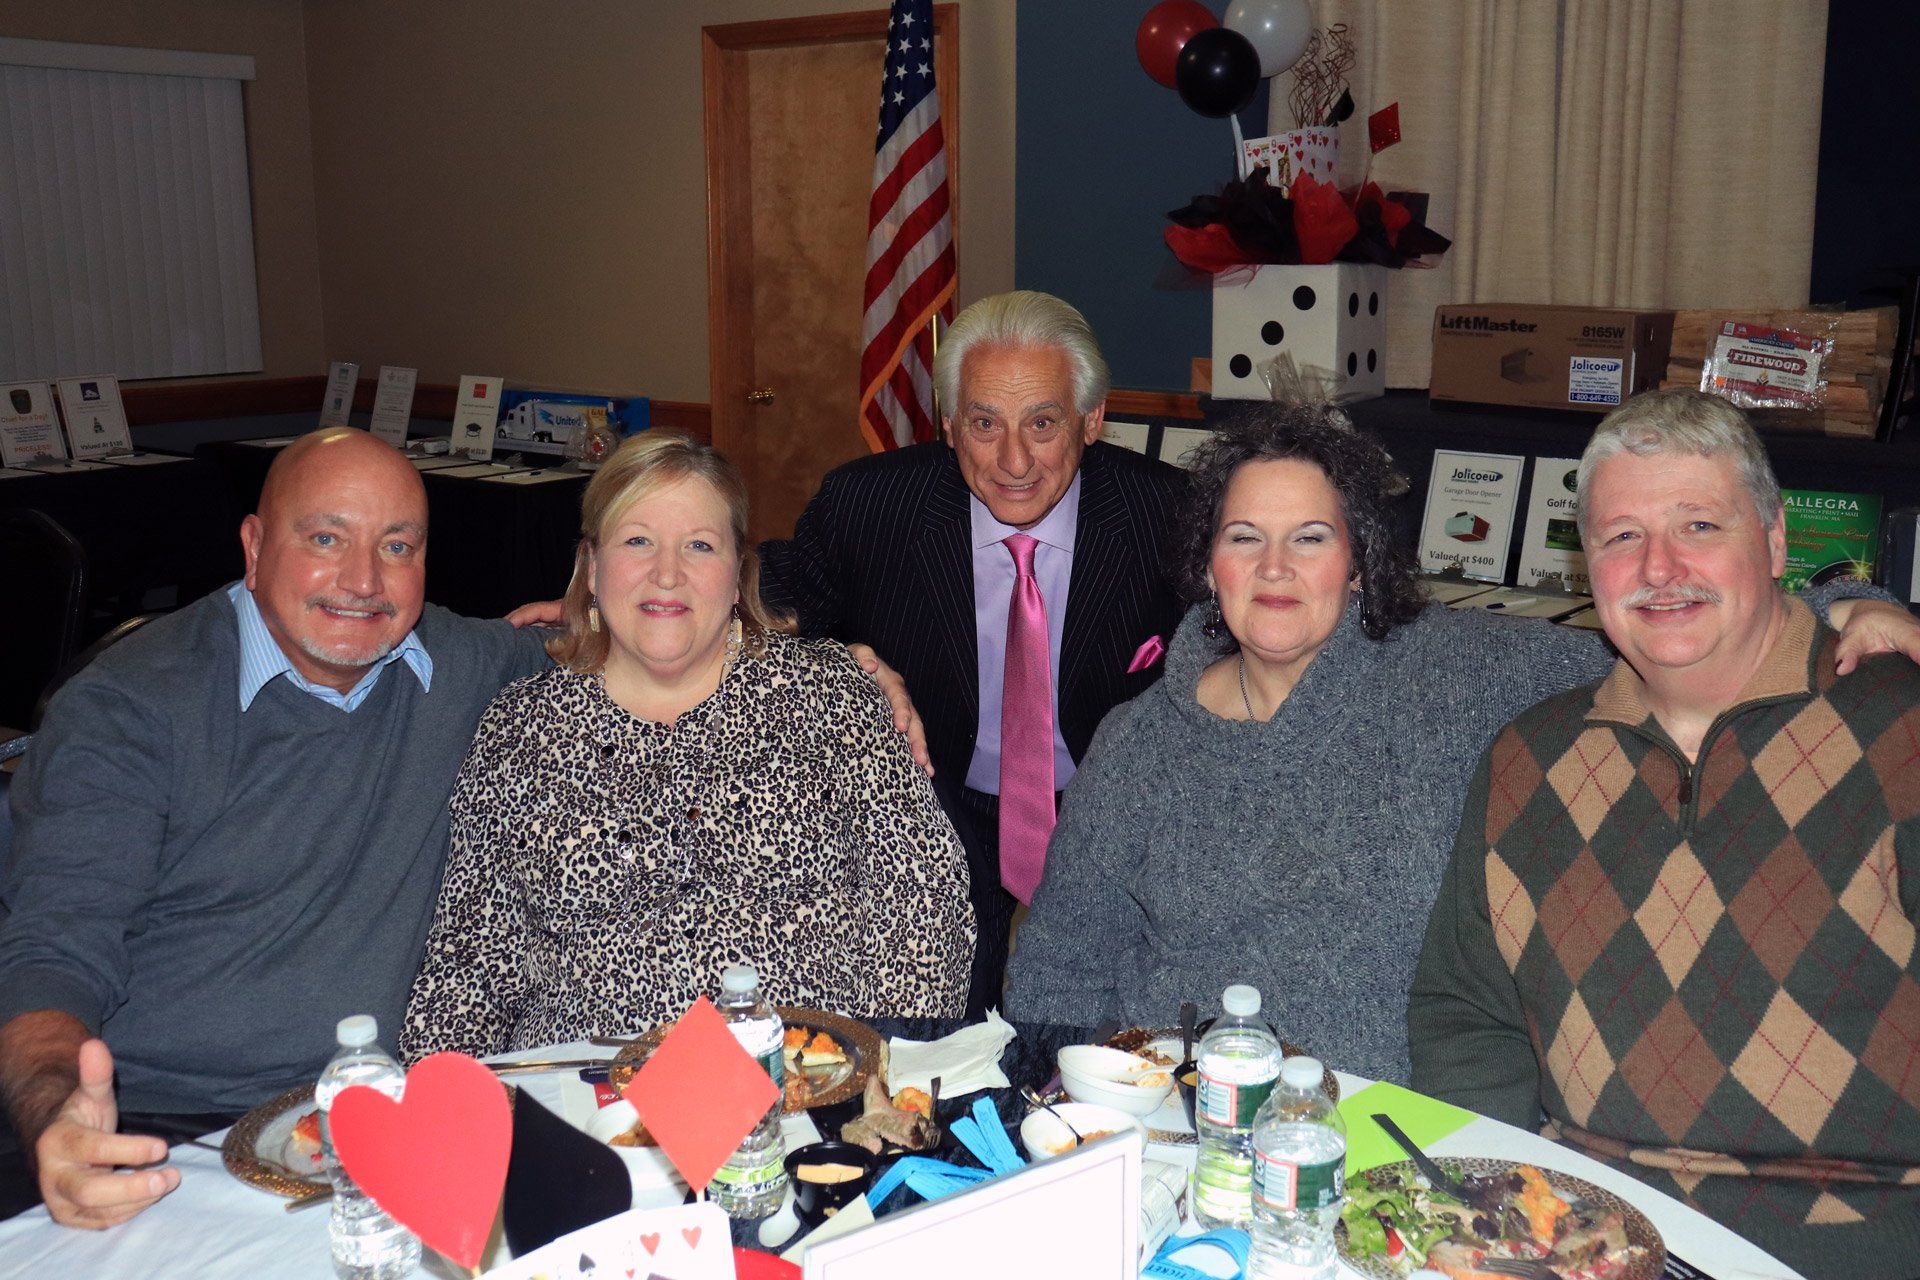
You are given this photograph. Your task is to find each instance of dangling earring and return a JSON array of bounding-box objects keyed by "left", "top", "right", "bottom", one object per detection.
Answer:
[
  {"left": 726, "top": 603, "right": 744, "bottom": 663},
  {"left": 1202, "top": 595, "right": 1225, "bottom": 639},
  {"left": 588, "top": 601, "right": 602, "bottom": 633}
]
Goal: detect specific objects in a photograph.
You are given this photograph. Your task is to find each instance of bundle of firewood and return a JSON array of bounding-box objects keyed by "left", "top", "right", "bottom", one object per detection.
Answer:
[{"left": 1657, "top": 306, "right": 1900, "bottom": 438}]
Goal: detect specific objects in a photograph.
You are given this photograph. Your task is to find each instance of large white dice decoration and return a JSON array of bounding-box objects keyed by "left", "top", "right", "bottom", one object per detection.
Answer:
[{"left": 1211, "top": 263, "right": 1389, "bottom": 403}]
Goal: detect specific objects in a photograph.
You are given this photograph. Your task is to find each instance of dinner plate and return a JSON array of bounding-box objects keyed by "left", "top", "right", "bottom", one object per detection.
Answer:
[
  {"left": 221, "top": 1084, "right": 331, "bottom": 1198},
  {"left": 1337, "top": 1157, "right": 1666, "bottom": 1280},
  {"left": 609, "top": 1006, "right": 884, "bottom": 1113}
]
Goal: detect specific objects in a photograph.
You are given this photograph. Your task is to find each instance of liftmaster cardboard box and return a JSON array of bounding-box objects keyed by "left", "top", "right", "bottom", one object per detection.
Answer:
[{"left": 1430, "top": 304, "right": 1674, "bottom": 413}]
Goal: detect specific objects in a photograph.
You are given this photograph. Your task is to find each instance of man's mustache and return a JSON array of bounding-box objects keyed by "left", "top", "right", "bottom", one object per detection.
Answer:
[{"left": 1617, "top": 583, "right": 1720, "bottom": 609}]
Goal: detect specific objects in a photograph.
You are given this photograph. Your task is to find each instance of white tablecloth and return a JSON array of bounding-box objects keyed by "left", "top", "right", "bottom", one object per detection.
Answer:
[{"left": 0, "top": 1051, "right": 1803, "bottom": 1279}]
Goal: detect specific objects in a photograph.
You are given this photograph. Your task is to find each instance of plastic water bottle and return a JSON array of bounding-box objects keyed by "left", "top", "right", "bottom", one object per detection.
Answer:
[
  {"left": 315, "top": 1015, "right": 421, "bottom": 1280},
  {"left": 1191, "top": 984, "right": 1284, "bottom": 1229},
  {"left": 711, "top": 965, "right": 788, "bottom": 1218},
  {"left": 1247, "top": 1056, "right": 1347, "bottom": 1279}
]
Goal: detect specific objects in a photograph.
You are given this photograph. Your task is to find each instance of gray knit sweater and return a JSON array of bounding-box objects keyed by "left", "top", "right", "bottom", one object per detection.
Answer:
[{"left": 1005, "top": 599, "right": 1613, "bottom": 1085}]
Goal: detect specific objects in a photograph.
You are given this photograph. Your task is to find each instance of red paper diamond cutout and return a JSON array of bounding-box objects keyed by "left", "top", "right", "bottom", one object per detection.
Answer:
[
  {"left": 1369, "top": 102, "right": 1402, "bottom": 153},
  {"left": 622, "top": 996, "right": 779, "bottom": 1193}
]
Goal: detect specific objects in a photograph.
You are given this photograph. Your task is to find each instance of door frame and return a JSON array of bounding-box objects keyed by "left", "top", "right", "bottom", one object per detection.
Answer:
[{"left": 702, "top": 5, "right": 960, "bottom": 465}]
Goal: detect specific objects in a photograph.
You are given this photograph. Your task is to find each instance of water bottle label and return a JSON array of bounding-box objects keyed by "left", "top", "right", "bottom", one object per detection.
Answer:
[
  {"left": 760, "top": 1046, "right": 785, "bottom": 1090},
  {"left": 1254, "top": 1152, "right": 1344, "bottom": 1211},
  {"left": 711, "top": 1152, "right": 785, "bottom": 1191},
  {"left": 1198, "top": 1071, "right": 1273, "bottom": 1128}
]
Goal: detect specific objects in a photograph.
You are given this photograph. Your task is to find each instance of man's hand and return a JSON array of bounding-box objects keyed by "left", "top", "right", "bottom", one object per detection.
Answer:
[
  {"left": 34, "top": 1040, "right": 178, "bottom": 1229},
  {"left": 505, "top": 599, "right": 565, "bottom": 628},
  {"left": 1829, "top": 598, "right": 1920, "bottom": 675},
  {"left": 847, "top": 643, "right": 931, "bottom": 775}
]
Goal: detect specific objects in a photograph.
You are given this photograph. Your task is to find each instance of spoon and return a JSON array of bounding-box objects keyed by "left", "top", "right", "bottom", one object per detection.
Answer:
[
  {"left": 1179, "top": 1001, "right": 1197, "bottom": 1064},
  {"left": 1020, "top": 1085, "right": 1083, "bottom": 1148}
]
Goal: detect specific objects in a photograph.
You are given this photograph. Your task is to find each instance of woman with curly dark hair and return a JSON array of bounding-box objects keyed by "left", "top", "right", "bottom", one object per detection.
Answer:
[{"left": 1006, "top": 401, "right": 1903, "bottom": 1084}]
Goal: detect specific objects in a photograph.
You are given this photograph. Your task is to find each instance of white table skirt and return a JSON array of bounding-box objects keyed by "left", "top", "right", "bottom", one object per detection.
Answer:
[{"left": 0, "top": 1051, "right": 1803, "bottom": 1279}]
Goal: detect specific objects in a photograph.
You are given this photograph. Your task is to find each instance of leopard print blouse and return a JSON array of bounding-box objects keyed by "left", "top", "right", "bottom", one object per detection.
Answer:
[{"left": 401, "top": 633, "right": 975, "bottom": 1058}]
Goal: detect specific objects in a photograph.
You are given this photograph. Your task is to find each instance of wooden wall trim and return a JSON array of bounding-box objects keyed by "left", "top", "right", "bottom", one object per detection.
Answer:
[
  {"left": 122, "top": 377, "right": 711, "bottom": 443},
  {"left": 1107, "top": 389, "right": 1204, "bottom": 419}
]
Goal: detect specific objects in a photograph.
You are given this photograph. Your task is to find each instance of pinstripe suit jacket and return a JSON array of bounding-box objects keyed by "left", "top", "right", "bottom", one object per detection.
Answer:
[{"left": 759, "top": 442, "right": 1189, "bottom": 786}]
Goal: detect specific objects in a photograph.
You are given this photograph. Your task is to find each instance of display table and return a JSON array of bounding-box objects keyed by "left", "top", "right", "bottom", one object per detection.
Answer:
[
  {"left": 197, "top": 441, "right": 587, "bottom": 619},
  {"left": 0, "top": 1037, "right": 1802, "bottom": 1279}
]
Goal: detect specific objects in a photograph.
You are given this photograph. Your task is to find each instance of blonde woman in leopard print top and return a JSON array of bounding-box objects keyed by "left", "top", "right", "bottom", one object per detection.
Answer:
[{"left": 402, "top": 435, "right": 974, "bottom": 1058}]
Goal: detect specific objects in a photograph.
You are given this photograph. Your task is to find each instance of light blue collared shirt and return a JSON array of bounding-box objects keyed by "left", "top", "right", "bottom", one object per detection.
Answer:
[
  {"left": 965, "top": 473, "right": 1079, "bottom": 794},
  {"left": 230, "top": 582, "right": 432, "bottom": 712}
]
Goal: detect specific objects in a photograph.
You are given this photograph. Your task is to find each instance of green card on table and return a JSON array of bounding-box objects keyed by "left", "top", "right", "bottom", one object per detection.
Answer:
[{"left": 1338, "top": 1081, "right": 1478, "bottom": 1177}]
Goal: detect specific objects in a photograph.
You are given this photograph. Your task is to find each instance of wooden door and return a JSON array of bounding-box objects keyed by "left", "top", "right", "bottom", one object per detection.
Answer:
[{"left": 704, "top": 7, "right": 959, "bottom": 544}]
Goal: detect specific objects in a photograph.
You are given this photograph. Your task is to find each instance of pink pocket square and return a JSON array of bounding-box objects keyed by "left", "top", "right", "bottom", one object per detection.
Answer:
[{"left": 1127, "top": 635, "right": 1166, "bottom": 673}]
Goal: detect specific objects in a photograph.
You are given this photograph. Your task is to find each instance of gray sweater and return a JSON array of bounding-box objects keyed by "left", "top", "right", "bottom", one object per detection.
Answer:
[
  {"left": 1005, "top": 599, "right": 1614, "bottom": 1085},
  {"left": 0, "top": 588, "right": 550, "bottom": 1113}
]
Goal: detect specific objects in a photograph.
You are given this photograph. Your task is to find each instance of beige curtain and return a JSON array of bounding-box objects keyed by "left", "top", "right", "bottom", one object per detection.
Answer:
[{"left": 1272, "top": 0, "right": 1828, "bottom": 387}]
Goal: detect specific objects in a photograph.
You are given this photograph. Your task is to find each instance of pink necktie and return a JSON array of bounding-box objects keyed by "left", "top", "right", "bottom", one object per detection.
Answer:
[{"left": 999, "top": 533, "right": 1055, "bottom": 904}]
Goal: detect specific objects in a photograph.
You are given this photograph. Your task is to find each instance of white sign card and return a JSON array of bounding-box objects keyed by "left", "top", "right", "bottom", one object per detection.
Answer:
[
  {"left": 803, "top": 1130, "right": 1141, "bottom": 1280},
  {"left": 368, "top": 366, "right": 418, "bottom": 446},
  {"left": 1418, "top": 450, "right": 1526, "bottom": 582},
  {"left": 318, "top": 360, "right": 360, "bottom": 427},
  {"left": 451, "top": 375, "right": 504, "bottom": 460},
  {"left": 1099, "top": 420, "right": 1151, "bottom": 455},
  {"left": 54, "top": 376, "right": 134, "bottom": 459},
  {"left": 1159, "top": 426, "right": 1216, "bottom": 469},
  {"left": 479, "top": 1202, "right": 730, "bottom": 1280},
  {"left": 1516, "top": 456, "right": 1590, "bottom": 592},
  {"left": 0, "top": 382, "right": 66, "bottom": 467}
]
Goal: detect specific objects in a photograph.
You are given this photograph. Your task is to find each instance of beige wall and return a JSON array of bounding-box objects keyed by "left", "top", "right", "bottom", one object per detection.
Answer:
[
  {"left": 1, "top": 0, "right": 328, "bottom": 380},
  {"left": 302, "top": 0, "right": 1016, "bottom": 403}
]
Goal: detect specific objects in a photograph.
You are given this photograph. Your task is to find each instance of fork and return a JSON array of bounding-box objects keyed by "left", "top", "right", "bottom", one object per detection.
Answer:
[{"left": 1480, "top": 1259, "right": 1563, "bottom": 1280}]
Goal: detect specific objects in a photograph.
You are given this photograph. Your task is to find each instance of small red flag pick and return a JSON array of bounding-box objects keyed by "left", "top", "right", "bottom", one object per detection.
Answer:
[
  {"left": 1369, "top": 102, "right": 1402, "bottom": 153},
  {"left": 330, "top": 1052, "right": 512, "bottom": 1272},
  {"left": 624, "top": 996, "right": 781, "bottom": 1194}
]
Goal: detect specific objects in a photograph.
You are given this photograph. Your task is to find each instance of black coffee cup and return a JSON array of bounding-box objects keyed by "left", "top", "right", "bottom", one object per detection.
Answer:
[{"left": 784, "top": 1141, "right": 879, "bottom": 1228}]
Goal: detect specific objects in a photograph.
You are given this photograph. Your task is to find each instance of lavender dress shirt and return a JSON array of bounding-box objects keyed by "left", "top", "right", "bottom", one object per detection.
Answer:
[{"left": 964, "top": 473, "right": 1080, "bottom": 795}]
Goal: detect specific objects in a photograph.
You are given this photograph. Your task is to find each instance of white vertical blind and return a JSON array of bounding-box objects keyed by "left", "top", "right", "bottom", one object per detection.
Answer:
[{"left": 0, "top": 59, "right": 263, "bottom": 382}]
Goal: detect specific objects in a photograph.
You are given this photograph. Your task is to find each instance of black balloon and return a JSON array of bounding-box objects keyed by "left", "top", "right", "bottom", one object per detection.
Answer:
[{"left": 1175, "top": 27, "right": 1261, "bottom": 119}]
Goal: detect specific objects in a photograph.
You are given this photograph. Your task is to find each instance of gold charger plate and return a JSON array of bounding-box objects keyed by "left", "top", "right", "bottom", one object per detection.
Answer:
[
  {"left": 1337, "top": 1157, "right": 1666, "bottom": 1280},
  {"left": 221, "top": 1083, "right": 331, "bottom": 1198},
  {"left": 609, "top": 1005, "right": 885, "bottom": 1113}
]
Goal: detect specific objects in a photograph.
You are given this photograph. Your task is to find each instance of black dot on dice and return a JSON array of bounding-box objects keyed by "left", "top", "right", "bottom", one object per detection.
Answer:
[
  {"left": 1367, "top": 349, "right": 1378, "bottom": 372},
  {"left": 1347, "top": 292, "right": 1359, "bottom": 317},
  {"left": 1261, "top": 321, "right": 1285, "bottom": 345},
  {"left": 1293, "top": 285, "right": 1316, "bottom": 310},
  {"left": 1369, "top": 292, "right": 1380, "bottom": 316},
  {"left": 1347, "top": 352, "right": 1358, "bottom": 376},
  {"left": 1230, "top": 353, "right": 1252, "bottom": 379}
]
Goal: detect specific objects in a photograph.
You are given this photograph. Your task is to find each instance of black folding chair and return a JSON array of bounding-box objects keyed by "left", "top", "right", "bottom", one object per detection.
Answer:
[{"left": 0, "top": 509, "right": 89, "bottom": 731}]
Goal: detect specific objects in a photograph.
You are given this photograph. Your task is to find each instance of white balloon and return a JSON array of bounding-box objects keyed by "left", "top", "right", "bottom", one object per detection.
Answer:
[{"left": 1226, "top": 0, "right": 1316, "bottom": 78}]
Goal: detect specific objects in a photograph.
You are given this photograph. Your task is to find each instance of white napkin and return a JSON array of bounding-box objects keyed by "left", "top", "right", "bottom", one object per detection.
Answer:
[{"left": 885, "top": 1009, "right": 1018, "bottom": 1097}]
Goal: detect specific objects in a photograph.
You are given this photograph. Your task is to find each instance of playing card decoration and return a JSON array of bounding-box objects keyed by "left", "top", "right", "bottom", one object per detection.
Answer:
[
  {"left": 330, "top": 1052, "right": 513, "bottom": 1271},
  {"left": 1369, "top": 102, "right": 1402, "bottom": 153},
  {"left": 621, "top": 996, "right": 780, "bottom": 1194}
]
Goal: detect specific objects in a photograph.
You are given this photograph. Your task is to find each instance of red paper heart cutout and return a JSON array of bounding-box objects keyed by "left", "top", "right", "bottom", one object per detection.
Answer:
[
  {"left": 683, "top": 1226, "right": 702, "bottom": 1250},
  {"left": 330, "top": 1052, "right": 511, "bottom": 1270},
  {"left": 641, "top": 1232, "right": 661, "bottom": 1255}
]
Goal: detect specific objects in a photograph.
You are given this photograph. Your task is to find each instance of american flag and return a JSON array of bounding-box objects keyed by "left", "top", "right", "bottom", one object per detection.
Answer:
[{"left": 858, "top": 0, "right": 955, "bottom": 452}]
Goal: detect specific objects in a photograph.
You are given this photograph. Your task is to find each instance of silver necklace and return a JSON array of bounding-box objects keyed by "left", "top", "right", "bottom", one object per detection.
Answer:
[{"left": 1238, "top": 653, "right": 1258, "bottom": 721}]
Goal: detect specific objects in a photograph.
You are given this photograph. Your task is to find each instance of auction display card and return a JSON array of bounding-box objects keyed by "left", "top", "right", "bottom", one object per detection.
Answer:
[
  {"left": 54, "top": 376, "right": 134, "bottom": 459},
  {"left": 1516, "top": 456, "right": 1589, "bottom": 593},
  {"left": 24, "top": 458, "right": 113, "bottom": 473},
  {"left": 0, "top": 381, "right": 65, "bottom": 467},
  {"left": 1780, "top": 488, "right": 1881, "bottom": 592},
  {"left": 318, "top": 360, "right": 360, "bottom": 427},
  {"left": 99, "top": 452, "right": 186, "bottom": 467},
  {"left": 1100, "top": 420, "right": 1151, "bottom": 455},
  {"left": 477, "top": 467, "right": 581, "bottom": 486},
  {"left": 0, "top": 467, "right": 35, "bottom": 480},
  {"left": 368, "top": 365, "right": 418, "bottom": 446},
  {"left": 1418, "top": 450, "right": 1525, "bottom": 582},
  {"left": 1158, "top": 426, "right": 1215, "bottom": 469},
  {"left": 451, "top": 375, "right": 504, "bottom": 460}
]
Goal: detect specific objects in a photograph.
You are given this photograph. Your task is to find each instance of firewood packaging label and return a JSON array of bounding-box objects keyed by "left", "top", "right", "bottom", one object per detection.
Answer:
[{"left": 1702, "top": 321, "right": 1834, "bottom": 410}]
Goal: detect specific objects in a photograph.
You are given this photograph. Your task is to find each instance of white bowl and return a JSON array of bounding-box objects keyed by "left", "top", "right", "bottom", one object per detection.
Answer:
[
  {"left": 1019, "top": 1102, "right": 1148, "bottom": 1161},
  {"left": 1057, "top": 1046, "right": 1176, "bottom": 1117},
  {"left": 584, "top": 1099, "right": 642, "bottom": 1144}
]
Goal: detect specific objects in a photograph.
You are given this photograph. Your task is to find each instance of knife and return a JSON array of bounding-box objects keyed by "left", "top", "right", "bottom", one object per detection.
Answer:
[
  {"left": 1370, "top": 1113, "right": 1468, "bottom": 1200},
  {"left": 486, "top": 1058, "right": 613, "bottom": 1076}
]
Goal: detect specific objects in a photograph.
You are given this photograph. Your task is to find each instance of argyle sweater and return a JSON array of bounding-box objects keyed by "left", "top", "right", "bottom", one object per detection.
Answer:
[{"left": 1411, "top": 599, "right": 1920, "bottom": 1279}]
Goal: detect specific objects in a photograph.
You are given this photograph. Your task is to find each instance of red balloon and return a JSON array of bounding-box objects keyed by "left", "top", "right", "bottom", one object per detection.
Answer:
[{"left": 1137, "top": 0, "right": 1220, "bottom": 90}]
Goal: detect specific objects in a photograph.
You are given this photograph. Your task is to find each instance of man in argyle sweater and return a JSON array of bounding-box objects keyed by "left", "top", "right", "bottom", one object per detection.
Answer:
[{"left": 1411, "top": 389, "right": 1920, "bottom": 1278}]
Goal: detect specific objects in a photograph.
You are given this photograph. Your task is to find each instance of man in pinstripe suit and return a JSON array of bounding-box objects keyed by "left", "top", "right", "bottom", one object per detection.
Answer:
[{"left": 761, "top": 293, "right": 1187, "bottom": 1016}]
